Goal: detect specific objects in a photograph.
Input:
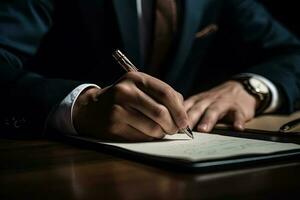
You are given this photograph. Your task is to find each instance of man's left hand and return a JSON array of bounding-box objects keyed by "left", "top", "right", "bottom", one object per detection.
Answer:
[{"left": 184, "top": 81, "right": 257, "bottom": 132}]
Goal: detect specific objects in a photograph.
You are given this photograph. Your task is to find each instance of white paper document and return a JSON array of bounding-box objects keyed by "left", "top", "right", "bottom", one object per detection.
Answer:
[{"left": 100, "top": 132, "right": 300, "bottom": 162}]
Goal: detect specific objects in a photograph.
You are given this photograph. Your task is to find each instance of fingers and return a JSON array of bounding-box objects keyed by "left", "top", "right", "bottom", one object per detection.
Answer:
[
  {"left": 184, "top": 81, "right": 257, "bottom": 133},
  {"left": 134, "top": 72, "right": 189, "bottom": 129},
  {"left": 233, "top": 111, "right": 246, "bottom": 131},
  {"left": 197, "top": 101, "right": 230, "bottom": 132},
  {"left": 120, "top": 87, "right": 178, "bottom": 134},
  {"left": 196, "top": 102, "right": 251, "bottom": 132},
  {"left": 76, "top": 73, "right": 257, "bottom": 141},
  {"left": 184, "top": 95, "right": 200, "bottom": 112},
  {"left": 107, "top": 105, "right": 163, "bottom": 141},
  {"left": 129, "top": 91, "right": 179, "bottom": 134},
  {"left": 124, "top": 106, "right": 167, "bottom": 138},
  {"left": 186, "top": 99, "right": 211, "bottom": 128}
]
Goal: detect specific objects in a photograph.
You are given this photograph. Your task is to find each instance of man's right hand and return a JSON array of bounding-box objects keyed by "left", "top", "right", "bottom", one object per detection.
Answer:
[{"left": 72, "top": 72, "right": 189, "bottom": 141}]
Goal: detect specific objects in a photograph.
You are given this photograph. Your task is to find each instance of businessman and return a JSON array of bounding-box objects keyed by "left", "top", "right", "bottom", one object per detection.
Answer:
[{"left": 1, "top": 0, "right": 300, "bottom": 141}]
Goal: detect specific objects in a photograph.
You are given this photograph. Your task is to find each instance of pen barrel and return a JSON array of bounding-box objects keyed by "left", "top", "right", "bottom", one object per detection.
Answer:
[{"left": 113, "top": 50, "right": 138, "bottom": 72}]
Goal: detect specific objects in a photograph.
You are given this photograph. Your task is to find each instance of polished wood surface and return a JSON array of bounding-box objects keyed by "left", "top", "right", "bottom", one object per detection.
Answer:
[{"left": 0, "top": 135, "right": 300, "bottom": 200}]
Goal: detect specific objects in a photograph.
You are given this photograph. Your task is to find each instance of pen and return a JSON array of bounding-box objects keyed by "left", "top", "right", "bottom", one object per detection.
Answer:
[
  {"left": 112, "top": 49, "right": 194, "bottom": 139},
  {"left": 279, "top": 118, "right": 300, "bottom": 133}
]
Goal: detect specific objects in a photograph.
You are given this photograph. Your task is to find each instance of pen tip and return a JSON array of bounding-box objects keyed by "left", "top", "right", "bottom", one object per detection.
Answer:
[{"left": 186, "top": 126, "right": 194, "bottom": 139}]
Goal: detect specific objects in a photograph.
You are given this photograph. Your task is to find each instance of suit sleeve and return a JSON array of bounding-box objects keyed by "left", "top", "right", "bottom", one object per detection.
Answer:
[
  {"left": 0, "top": 0, "right": 82, "bottom": 137},
  {"left": 226, "top": 0, "right": 300, "bottom": 113}
]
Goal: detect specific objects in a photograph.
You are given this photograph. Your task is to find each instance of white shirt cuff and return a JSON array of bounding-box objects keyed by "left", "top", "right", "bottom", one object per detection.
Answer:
[
  {"left": 238, "top": 73, "right": 281, "bottom": 113},
  {"left": 49, "top": 83, "right": 101, "bottom": 135}
]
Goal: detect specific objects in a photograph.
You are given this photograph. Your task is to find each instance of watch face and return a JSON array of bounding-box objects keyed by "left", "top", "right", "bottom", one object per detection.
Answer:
[{"left": 249, "top": 78, "right": 269, "bottom": 94}]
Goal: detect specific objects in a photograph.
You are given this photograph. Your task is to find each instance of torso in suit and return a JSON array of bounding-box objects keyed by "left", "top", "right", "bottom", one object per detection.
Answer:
[{"left": 1, "top": 0, "right": 300, "bottom": 136}]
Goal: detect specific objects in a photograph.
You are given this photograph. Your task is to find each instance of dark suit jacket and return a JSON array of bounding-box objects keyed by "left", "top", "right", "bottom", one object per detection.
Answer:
[{"left": 1, "top": 0, "right": 300, "bottom": 136}]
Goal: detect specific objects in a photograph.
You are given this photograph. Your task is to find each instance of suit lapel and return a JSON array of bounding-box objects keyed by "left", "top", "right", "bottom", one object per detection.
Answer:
[
  {"left": 113, "top": 0, "right": 142, "bottom": 67},
  {"left": 77, "top": 0, "right": 206, "bottom": 78},
  {"left": 166, "top": 0, "right": 208, "bottom": 85}
]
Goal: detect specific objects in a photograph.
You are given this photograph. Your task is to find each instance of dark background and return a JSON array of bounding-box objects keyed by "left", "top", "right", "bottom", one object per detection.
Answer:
[{"left": 259, "top": 0, "right": 299, "bottom": 38}]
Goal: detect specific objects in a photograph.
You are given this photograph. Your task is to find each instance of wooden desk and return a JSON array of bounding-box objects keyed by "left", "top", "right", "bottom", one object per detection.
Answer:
[{"left": 0, "top": 137, "right": 300, "bottom": 200}]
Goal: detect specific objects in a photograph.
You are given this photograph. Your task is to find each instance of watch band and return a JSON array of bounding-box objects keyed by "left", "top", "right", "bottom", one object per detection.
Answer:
[{"left": 232, "top": 76, "right": 271, "bottom": 115}]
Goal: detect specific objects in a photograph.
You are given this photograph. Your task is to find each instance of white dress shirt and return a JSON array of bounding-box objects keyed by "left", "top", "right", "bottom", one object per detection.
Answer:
[{"left": 49, "top": 0, "right": 281, "bottom": 134}]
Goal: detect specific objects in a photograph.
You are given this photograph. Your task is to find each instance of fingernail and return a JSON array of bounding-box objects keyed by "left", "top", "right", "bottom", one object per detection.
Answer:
[
  {"left": 235, "top": 123, "right": 244, "bottom": 131},
  {"left": 198, "top": 124, "right": 208, "bottom": 132}
]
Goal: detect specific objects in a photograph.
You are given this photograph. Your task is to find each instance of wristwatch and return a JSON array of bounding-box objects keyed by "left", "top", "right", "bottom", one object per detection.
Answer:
[{"left": 232, "top": 76, "right": 271, "bottom": 115}]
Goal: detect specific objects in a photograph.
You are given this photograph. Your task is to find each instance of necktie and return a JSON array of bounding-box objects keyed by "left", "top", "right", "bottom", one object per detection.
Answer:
[{"left": 149, "top": 0, "right": 178, "bottom": 74}]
